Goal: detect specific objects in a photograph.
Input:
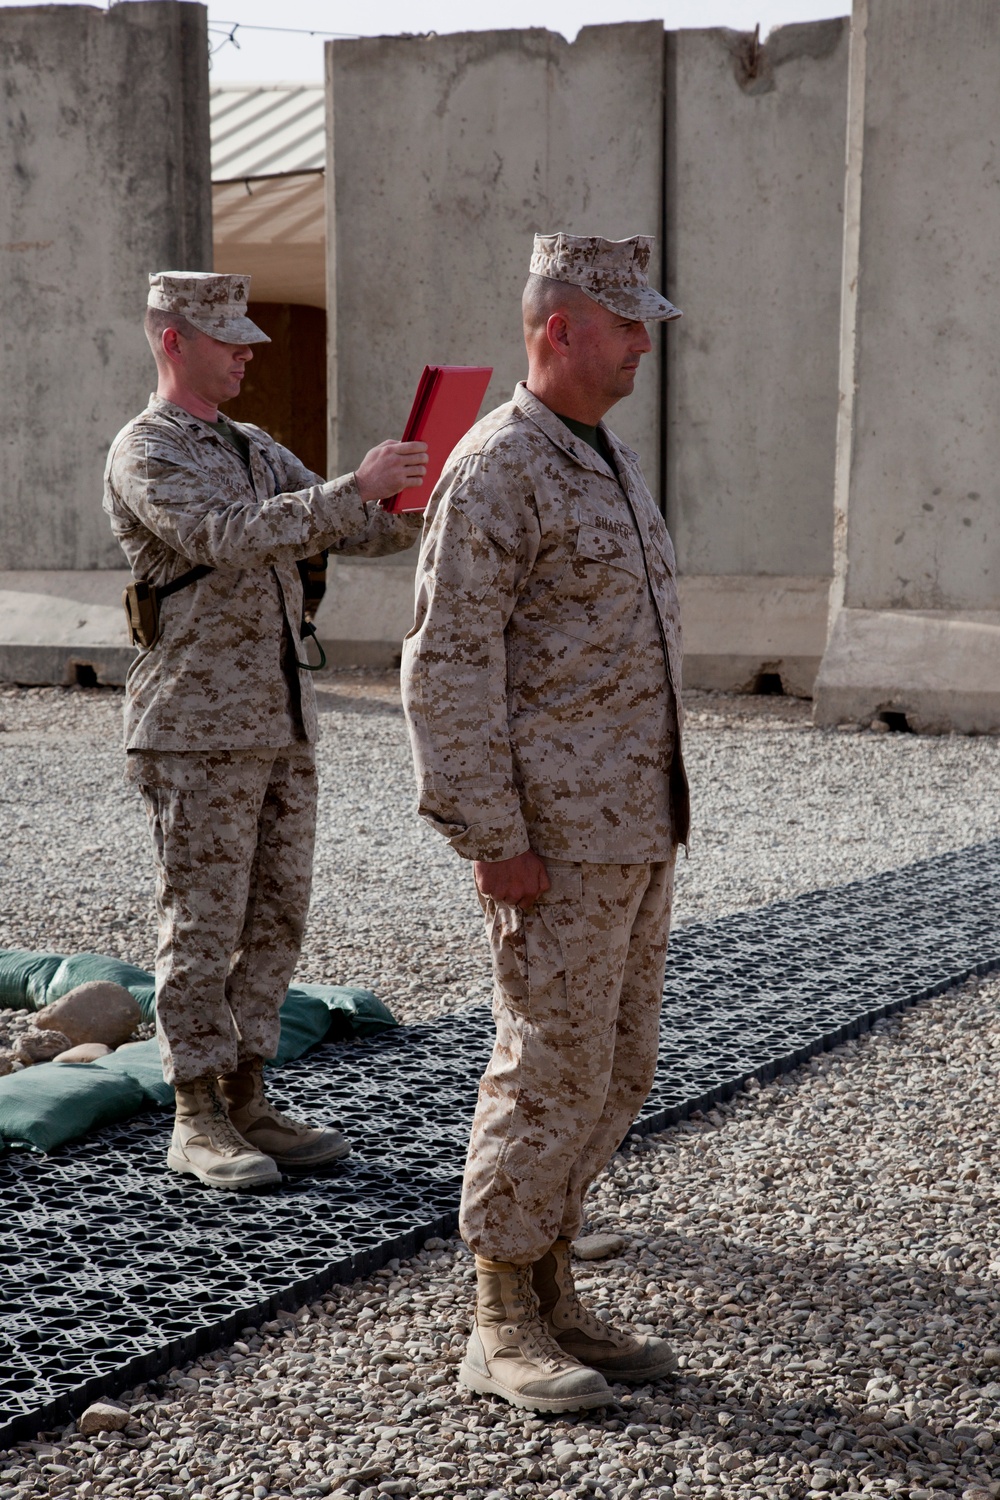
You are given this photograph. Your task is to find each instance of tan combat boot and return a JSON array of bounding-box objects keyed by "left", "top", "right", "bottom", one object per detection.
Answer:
[
  {"left": 218, "top": 1058, "right": 350, "bottom": 1170},
  {"left": 534, "top": 1238, "right": 678, "bottom": 1382},
  {"left": 167, "top": 1076, "right": 281, "bottom": 1191},
  {"left": 459, "top": 1256, "right": 613, "bottom": 1413}
]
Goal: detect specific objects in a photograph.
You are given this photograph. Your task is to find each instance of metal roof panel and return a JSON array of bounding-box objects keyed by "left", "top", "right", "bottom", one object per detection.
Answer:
[{"left": 210, "top": 84, "right": 326, "bottom": 181}]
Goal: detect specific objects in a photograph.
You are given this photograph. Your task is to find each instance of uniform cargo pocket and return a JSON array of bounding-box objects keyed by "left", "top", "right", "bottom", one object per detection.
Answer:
[
  {"left": 524, "top": 864, "right": 595, "bottom": 1035},
  {"left": 484, "top": 898, "right": 529, "bottom": 1017},
  {"left": 143, "top": 787, "right": 216, "bottom": 888}
]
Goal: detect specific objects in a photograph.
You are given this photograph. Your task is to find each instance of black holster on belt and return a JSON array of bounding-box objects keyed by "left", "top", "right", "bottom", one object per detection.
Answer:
[
  {"left": 123, "top": 565, "right": 213, "bottom": 650},
  {"left": 123, "top": 555, "right": 329, "bottom": 661},
  {"left": 297, "top": 550, "right": 328, "bottom": 626},
  {"left": 295, "top": 550, "right": 329, "bottom": 671}
]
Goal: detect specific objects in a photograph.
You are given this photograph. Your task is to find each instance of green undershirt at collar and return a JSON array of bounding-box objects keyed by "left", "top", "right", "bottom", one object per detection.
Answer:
[
  {"left": 555, "top": 412, "right": 614, "bottom": 467},
  {"left": 206, "top": 413, "right": 251, "bottom": 467}
]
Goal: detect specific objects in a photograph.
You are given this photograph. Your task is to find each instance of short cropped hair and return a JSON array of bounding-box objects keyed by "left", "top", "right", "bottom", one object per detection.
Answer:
[
  {"left": 521, "top": 272, "right": 593, "bottom": 335},
  {"left": 144, "top": 305, "right": 199, "bottom": 359}
]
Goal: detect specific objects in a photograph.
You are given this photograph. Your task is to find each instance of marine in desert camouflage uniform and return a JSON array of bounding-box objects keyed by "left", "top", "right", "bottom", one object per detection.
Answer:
[
  {"left": 401, "top": 233, "right": 689, "bottom": 1412},
  {"left": 104, "top": 272, "right": 427, "bottom": 1191}
]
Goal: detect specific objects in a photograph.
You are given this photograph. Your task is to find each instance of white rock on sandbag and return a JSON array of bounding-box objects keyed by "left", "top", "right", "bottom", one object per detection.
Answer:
[
  {"left": 53, "top": 1042, "right": 114, "bottom": 1064},
  {"left": 36, "top": 981, "right": 141, "bottom": 1048}
]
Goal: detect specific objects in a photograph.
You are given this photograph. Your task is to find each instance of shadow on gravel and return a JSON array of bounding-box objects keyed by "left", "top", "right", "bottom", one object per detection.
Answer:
[{"left": 562, "top": 1223, "right": 1000, "bottom": 1494}]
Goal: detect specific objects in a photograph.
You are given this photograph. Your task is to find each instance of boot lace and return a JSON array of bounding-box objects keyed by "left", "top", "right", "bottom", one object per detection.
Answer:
[
  {"left": 559, "top": 1267, "right": 633, "bottom": 1348},
  {"left": 514, "top": 1318, "right": 584, "bottom": 1372},
  {"left": 504, "top": 1267, "right": 581, "bottom": 1372},
  {"left": 195, "top": 1083, "right": 259, "bottom": 1156},
  {"left": 249, "top": 1097, "right": 311, "bottom": 1136}
]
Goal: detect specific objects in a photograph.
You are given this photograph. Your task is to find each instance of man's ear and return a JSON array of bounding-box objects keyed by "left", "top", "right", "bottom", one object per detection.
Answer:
[
  {"left": 545, "top": 312, "right": 572, "bottom": 358},
  {"left": 161, "top": 326, "right": 185, "bottom": 366}
]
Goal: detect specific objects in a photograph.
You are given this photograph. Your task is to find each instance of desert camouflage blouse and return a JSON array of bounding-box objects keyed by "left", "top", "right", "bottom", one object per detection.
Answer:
[{"left": 401, "top": 384, "right": 688, "bottom": 864}]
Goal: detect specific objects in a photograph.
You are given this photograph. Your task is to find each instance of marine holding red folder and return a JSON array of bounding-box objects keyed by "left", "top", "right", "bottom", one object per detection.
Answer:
[{"left": 103, "top": 269, "right": 440, "bottom": 1198}]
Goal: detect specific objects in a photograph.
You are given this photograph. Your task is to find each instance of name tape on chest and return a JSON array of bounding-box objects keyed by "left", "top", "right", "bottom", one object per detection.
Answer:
[{"left": 593, "top": 514, "right": 633, "bottom": 541}]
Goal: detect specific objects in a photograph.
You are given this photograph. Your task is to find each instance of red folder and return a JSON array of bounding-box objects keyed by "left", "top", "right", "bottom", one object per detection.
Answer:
[{"left": 381, "top": 364, "right": 493, "bottom": 513}]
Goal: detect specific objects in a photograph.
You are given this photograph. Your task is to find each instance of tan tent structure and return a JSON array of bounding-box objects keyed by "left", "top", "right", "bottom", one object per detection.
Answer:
[
  {"left": 212, "top": 82, "right": 325, "bottom": 305},
  {"left": 211, "top": 84, "right": 328, "bottom": 471}
]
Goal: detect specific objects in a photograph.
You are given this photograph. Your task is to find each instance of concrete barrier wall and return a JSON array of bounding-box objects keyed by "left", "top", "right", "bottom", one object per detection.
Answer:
[
  {"left": 7, "top": 5, "right": 995, "bottom": 726},
  {"left": 0, "top": 1, "right": 212, "bottom": 575},
  {"left": 815, "top": 0, "right": 1000, "bottom": 731},
  {"left": 324, "top": 21, "right": 851, "bottom": 684},
  {"left": 323, "top": 23, "right": 666, "bottom": 664},
  {"left": 665, "top": 21, "right": 849, "bottom": 694},
  {"left": 326, "top": 23, "right": 665, "bottom": 478}
]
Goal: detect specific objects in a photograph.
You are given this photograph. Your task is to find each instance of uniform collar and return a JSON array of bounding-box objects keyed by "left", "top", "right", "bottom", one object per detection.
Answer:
[
  {"left": 511, "top": 381, "right": 638, "bottom": 480},
  {"left": 144, "top": 395, "right": 269, "bottom": 494},
  {"left": 147, "top": 395, "right": 251, "bottom": 443}
]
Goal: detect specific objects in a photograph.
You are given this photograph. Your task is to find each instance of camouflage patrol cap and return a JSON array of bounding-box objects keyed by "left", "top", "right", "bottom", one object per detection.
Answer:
[
  {"left": 147, "top": 271, "right": 271, "bottom": 344},
  {"left": 529, "top": 233, "right": 681, "bottom": 322}
]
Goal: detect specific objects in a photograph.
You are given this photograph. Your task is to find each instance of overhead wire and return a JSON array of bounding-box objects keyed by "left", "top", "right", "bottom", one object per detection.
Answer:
[{"left": 207, "top": 19, "right": 360, "bottom": 57}]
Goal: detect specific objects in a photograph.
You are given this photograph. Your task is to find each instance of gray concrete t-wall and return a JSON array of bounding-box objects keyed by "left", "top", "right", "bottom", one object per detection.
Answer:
[
  {"left": 326, "top": 23, "right": 665, "bottom": 476},
  {"left": 664, "top": 21, "right": 849, "bottom": 694},
  {"left": 321, "top": 24, "right": 665, "bottom": 664},
  {"left": 0, "top": 1, "right": 212, "bottom": 575},
  {"left": 665, "top": 21, "right": 847, "bottom": 579},
  {"left": 815, "top": 0, "right": 1000, "bottom": 732},
  {"left": 322, "top": 20, "right": 851, "bottom": 686},
  {"left": 833, "top": 0, "right": 998, "bottom": 615}
]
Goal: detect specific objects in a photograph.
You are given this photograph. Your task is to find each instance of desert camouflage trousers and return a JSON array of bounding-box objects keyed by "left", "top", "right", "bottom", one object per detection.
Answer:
[
  {"left": 461, "top": 857, "right": 675, "bottom": 1264},
  {"left": 126, "top": 744, "right": 317, "bottom": 1086}
]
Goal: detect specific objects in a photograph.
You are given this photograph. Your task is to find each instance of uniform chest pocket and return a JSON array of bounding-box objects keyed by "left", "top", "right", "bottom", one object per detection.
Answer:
[
  {"left": 646, "top": 515, "right": 676, "bottom": 577},
  {"left": 573, "top": 522, "right": 644, "bottom": 580}
]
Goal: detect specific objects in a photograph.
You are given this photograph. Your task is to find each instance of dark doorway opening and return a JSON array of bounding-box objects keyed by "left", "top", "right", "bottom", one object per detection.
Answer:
[
  {"left": 878, "top": 710, "right": 913, "bottom": 733},
  {"left": 224, "top": 303, "right": 327, "bottom": 476}
]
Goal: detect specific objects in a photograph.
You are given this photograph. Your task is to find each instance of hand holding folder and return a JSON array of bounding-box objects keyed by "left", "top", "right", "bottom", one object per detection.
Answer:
[{"left": 381, "top": 364, "right": 493, "bottom": 513}]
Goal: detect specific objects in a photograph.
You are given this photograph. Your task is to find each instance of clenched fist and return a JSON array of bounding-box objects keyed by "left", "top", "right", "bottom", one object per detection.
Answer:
[{"left": 474, "top": 850, "right": 551, "bottom": 911}]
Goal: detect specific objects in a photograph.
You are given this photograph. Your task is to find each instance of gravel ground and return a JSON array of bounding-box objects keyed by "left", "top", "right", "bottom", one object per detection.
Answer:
[
  {"left": 2, "top": 981, "right": 998, "bottom": 1500},
  {"left": 2, "top": 675, "right": 999, "bottom": 1033},
  {"left": 1, "top": 676, "right": 999, "bottom": 1498}
]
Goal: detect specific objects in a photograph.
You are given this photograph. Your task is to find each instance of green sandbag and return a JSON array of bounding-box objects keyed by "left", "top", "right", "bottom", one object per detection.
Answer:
[
  {"left": 270, "top": 991, "right": 339, "bottom": 1066},
  {"left": 98, "top": 1039, "right": 174, "bottom": 1107},
  {"left": 0, "top": 950, "right": 64, "bottom": 1012},
  {"left": 281, "top": 983, "right": 398, "bottom": 1050},
  {"left": 0, "top": 951, "right": 395, "bottom": 1035},
  {"left": 0, "top": 1063, "right": 146, "bottom": 1153},
  {"left": 47, "top": 953, "right": 159, "bottom": 1020},
  {"left": 0, "top": 949, "right": 157, "bottom": 1018},
  {"left": 0, "top": 949, "right": 398, "bottom": 1153}
]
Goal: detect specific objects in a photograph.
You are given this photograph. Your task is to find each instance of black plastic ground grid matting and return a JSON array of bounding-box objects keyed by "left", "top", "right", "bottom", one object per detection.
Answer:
[{"left": 2, "top": 838, "right": 999, "bottom": 1446}]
